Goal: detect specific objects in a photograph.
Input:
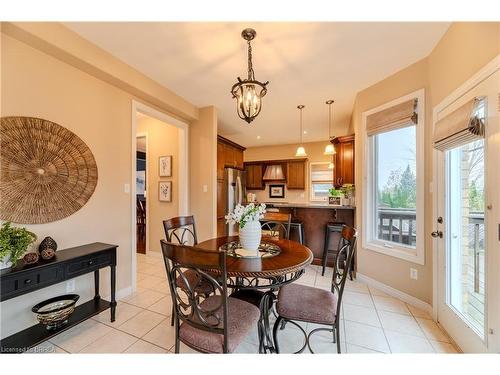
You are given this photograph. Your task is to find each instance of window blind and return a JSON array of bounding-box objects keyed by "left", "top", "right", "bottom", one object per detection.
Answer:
[
  {"left": 433, "top": 97, "right": 485, "bottom": 151},
  {"left": 367, "top": 98, "right": 418, "bottom": 136}
]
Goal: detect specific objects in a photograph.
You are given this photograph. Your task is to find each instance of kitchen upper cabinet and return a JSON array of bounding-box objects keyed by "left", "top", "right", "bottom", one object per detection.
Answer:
[
  {"left": 332, "top": 134, "right": 355, "bottom": 186},
  {"left": 245, "top": 163, "right": 264, "bottom": 190},
  {"left": 219, "top": 136, "right": 245, "bottom": 171},
  {"left": 286, "top": 160, "right": 306, "bottom": 189}
]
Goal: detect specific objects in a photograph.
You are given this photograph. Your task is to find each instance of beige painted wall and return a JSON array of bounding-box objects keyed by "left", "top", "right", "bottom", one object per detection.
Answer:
[
  {"left": 352, "top": 22, "right": 500, "bottom": 304},
  {"left": 137, "top": 116, "right": 180, "bottom": 253},
  {"left": 244, "top": 141, "right": 333, "bottom": 203},
  {"left": 0, "top": 25, "right": 213, "bottom": 337},
  {"left": 189, "top": 106, "right": 218, "bottom": 242}
]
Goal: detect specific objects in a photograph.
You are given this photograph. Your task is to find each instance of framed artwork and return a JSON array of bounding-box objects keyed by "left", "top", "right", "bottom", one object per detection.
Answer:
[
  {"left": 269, "top": 184, "right": 285, "bottom": 198},
  {"left": 159, "top": 181, "right": 172, "bottom": 202},
  {"left": 159, "top": 155, "right": 172, "bottom": 177}
]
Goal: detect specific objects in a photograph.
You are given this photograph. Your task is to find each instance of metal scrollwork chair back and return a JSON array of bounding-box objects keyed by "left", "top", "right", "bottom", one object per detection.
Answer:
[
  {"left": 163, "top": 215, "right": 198, "bottom": 245},
  {"left": 161, "top": 240, "right": 228, "bottom": 353},
  {"left": 331, "top": 225, "right": 358, "bottom": 322},
  {"left": 272, "top": 224, "right": 357, "bottom": 354},
  {"left": 260, "top": 212, "right": 291, "bottom": 240}
]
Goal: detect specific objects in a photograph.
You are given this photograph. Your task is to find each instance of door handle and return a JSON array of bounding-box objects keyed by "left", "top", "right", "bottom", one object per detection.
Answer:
[{"left": 431, "top": 230, "right": 443, "bottom": 238}]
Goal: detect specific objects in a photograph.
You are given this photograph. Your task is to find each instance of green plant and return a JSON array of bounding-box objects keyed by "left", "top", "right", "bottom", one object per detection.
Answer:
[
  {"left": 0, "top": 222, "right": 37, "bottom": 265},
  {"left": 341, "top": 184, "right": 355, "bottom": 198},
  {"left": 328, "top": 187, "right": 344, "bottom": 198}
]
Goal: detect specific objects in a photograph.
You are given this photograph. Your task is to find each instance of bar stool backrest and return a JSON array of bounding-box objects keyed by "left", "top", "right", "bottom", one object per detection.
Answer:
[{"left": 260, "top": 212, "right": 291, "bottom": 240}]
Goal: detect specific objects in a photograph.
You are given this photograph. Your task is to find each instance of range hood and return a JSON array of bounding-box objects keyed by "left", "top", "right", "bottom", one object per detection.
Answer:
[{"left": 262, "top": 164, "right": 285, "bottom": 180}]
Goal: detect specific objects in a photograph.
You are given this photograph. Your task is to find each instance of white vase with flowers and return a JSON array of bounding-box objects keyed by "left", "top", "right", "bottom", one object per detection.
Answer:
[{"left": 225, "top": 203, "right": 266, "bottom": 256}]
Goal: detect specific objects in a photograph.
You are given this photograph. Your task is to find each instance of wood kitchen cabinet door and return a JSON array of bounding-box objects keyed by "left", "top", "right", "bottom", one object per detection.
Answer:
[
  {"left": 217, "top": 180, "right": 227, "bottom": 218},
  {"left": 333, "top": 135, "right": 355, "bottom": 186},
  {"left": 223, "top": 143, "right": 235, "bottom": 168},
  {"left": 287, "top": 161, "right": 306, "bottom": 189},
  {"left": 245, "top": 164, "right": 264, "bottom": 190},
  {"left": 217, "top": 141, "right": 225, "bottom": 180},
  {"left": 234, "top": 148, "right": 244, "bottom": 170}
]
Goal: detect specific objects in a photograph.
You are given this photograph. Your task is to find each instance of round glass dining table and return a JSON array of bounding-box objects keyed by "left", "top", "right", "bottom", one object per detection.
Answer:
[{"left": 196, "top": 235, "right": 313, "bottom": 353}]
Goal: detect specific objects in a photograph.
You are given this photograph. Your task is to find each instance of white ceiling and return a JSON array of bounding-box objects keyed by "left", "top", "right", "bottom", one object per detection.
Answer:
[{"left": 65, "top": 22, "right": 449, "bottom": 147}]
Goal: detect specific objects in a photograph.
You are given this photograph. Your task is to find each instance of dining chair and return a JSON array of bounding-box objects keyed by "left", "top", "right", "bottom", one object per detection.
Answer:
[
  {"left": 272, "top": 225, "right": 357, "bottom": 354},
  {"left": 160, "top": 240, "right": 260, "bottom": 353},
  {"left": 163, "top": 215, "right": 213, "bottom": 326},
  {"left": 260, "top": 212, "right": 291, "bottom": 240}
]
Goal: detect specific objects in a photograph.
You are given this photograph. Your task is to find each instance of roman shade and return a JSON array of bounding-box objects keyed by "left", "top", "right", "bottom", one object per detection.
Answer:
[
  {"left": 367, "top": 98, "right": 418, "bottom": 136},
  {"left": 433, "top": 97, "right": 485, "bottom": 151}
]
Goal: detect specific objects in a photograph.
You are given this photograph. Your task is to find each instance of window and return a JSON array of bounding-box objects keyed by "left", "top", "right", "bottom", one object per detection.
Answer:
[
  {"left": 363, "top": 89, "right": 425, "bottom": 264},
  {"left": 310, "top": 162, "right": 333, "bottom": 201}
]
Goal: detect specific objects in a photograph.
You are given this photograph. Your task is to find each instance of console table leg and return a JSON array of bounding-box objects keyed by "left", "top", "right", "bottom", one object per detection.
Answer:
[
  {"left": 110, "top": 265, "right": 117, "bottom": 322},
  {"left": 94, "top": 270, "right": 100, "bottom": 301}
]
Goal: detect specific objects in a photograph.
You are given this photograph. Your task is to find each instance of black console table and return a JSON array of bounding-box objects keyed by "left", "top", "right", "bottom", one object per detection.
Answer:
[{"left": 0, "top": 242, "right": 117, "bottom": 353}]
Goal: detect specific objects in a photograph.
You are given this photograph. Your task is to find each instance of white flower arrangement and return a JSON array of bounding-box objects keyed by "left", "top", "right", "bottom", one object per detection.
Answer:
[{"left": 225, "top": 203, "right": 266, "bottom": 229}]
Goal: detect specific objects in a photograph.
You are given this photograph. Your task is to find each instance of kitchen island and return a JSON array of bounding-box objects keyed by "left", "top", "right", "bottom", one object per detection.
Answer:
[{"left": 264, "top": 202, "right": 356, "bottom": 269}]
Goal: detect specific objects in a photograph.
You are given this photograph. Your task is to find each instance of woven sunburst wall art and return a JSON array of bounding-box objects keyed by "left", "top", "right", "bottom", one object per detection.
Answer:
[{"left": 0, "top": 117, "right": 98, "bottom": 224}]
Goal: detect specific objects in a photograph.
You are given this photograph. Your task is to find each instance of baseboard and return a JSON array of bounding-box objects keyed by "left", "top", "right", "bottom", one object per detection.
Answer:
[
  {"left": 356, "top": 273, "right": 432, "bottom": 314},
  {"left": 103, "top": 286, "right": 133, "bottom": 302}
]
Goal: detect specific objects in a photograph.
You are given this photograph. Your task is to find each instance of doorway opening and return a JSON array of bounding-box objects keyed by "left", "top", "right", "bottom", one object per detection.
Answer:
[
  {"left": 136, "top": 134, "right": 147, "bottom": 254},
  {"left": 131, "top": 101, "right": 189, "bottom": 293}
]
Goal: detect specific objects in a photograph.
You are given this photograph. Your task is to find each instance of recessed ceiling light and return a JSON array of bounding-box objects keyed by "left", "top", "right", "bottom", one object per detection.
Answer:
[
  {"left": 303, "top": 130, "right": 308, "bottom": 134},
  {"left": 256, "top": 135, "right": 261, "bottom": 139}
]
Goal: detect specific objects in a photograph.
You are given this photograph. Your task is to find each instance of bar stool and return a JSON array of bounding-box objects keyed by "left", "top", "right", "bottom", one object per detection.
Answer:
[
  {"left": 289, "top": 221, "right": 305, "bottom": 245},
  {"left": 322, "top": 222, "right": 344, "bottom": 276}
]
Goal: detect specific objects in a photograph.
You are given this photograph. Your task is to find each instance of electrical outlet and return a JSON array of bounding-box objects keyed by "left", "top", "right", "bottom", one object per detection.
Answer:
[
  {"left": 66, "top": 279, "right": 76, "bottom": 293},
  {"left": 410, "top": 268, "right": 418, "bottom": 280},
  {"left": 203, "top": 184, "right": 208, "bottom": 193},
  {"left": 300, "top": 193, "right": 305, "bottom": 198}
]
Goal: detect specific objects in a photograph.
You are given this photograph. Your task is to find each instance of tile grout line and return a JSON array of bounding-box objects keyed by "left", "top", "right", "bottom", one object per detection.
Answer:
[{"left": 366, "top": 286, "right": 392, "bottom": 353}]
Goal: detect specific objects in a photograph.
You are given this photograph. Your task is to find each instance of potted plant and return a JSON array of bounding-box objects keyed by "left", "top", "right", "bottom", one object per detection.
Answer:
[
  {"left": 340, "top": 184, "right": 355, "bottom": 206},
  {"left": 328, "top": 187, "right": 343, "bottom": 206},
  {"left": 0, "top": 222, "right": 37, "bottom": 270},
  {"left": 225, "top": 203, "right": 266, "bottom": 254}
]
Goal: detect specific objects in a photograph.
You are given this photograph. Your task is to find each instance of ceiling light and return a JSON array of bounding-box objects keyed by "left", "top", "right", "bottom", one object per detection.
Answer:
[
  {"left": 231, "top": 28, "right": 269, "bottom": 124},
  {"left": 324, "top": 100, "right": 336, "bottom": 155},
  {"left": 295, "top": 105, "right": 307, "bottom": 157},
  {"left": 256, "top": 135, "right": 261, "bottom": 139},
  {"left": 328, "top": 162, "right": 334, "bottom": 169}
]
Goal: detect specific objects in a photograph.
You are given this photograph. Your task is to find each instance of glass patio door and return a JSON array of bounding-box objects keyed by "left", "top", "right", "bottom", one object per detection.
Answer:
[{"left": 435, "top": 70, "right": 499, "bottom": 353}]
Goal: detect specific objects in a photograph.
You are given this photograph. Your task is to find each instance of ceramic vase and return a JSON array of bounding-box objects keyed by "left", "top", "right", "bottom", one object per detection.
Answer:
[{"left": 239, "top": 220, "right": 261, "bottom": 254}]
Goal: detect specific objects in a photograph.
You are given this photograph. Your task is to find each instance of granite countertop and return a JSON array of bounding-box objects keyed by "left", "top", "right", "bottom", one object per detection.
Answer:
[{"left": 262, "top": 202, "right": 356, "bottom": 210}]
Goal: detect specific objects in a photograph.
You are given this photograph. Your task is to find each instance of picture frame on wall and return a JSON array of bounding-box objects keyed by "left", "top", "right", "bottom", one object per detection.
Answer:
[
  {"left": 269, "top": 184, "right": 285, "bottom": 198},
  {"left": 159, "top": 155, "right": 172, "bottom": 177},
  {"left": 159, "top": 181, "right": 172, "bottom": 202}
]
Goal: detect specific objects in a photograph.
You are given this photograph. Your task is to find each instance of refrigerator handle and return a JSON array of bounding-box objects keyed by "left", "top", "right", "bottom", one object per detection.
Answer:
[{"left": 236, "top": 175, "right": 242, "bottom": 205}]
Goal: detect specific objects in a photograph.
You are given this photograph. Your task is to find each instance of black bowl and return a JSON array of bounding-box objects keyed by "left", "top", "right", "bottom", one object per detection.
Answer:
[{"left": 32, "top": 294, "right": 80, "bottom": 330}]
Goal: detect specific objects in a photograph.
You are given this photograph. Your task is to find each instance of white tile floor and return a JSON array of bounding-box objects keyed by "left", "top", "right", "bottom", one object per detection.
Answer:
[{"left": 30, "top": 252, "right": 460, "bottom": 354}]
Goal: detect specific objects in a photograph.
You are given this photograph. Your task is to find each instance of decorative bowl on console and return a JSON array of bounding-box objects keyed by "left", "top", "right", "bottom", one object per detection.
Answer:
[{"left": 32, "top": 294, "right": 80, "bottom": 330}]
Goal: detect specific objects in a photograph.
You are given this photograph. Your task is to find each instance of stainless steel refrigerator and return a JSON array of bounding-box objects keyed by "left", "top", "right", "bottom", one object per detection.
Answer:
[{"left": 225, "top": 168, "right": 246, "bottom": 236}]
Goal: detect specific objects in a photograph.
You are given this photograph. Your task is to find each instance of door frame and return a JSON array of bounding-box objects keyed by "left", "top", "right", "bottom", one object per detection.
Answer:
[
  {"left": 432, "top": 55, "right": 500, "bottom": 349},
  {"left": 131, "top": 100, "right": 189, "bottom": 292}
]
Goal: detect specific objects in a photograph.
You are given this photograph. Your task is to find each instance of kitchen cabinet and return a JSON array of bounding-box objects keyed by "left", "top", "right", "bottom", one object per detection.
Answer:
[
  {"left": 220, "top": 137, "right": 245, "bottom": 170},
  {"left": 286, "top": 160, "right": 306, "bottom": 189},
  {"left": 332, "top": 134, "right": 355, "bottom": 187},
  {"left": 245, "top": 164, "right": 264, "bottom": 190},
  {"left": 217, "top": 142, "right": 225, "bottom": 180}
]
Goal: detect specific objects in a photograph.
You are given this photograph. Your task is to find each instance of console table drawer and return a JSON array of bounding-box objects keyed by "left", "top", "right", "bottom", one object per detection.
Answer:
[
  {"left": 65, "top": 253, "right": 112, "bottom": 277},
  {"left": 1, "top": 266, "right": 62, "bottom": 298}
]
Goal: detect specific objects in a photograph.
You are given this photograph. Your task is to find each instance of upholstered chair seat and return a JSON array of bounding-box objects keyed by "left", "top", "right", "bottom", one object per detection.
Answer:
[
  {"left": 277, "top": 283, "right": 337, "bottom": 325},
  {"left": 179, "top": 295, "right": 260, "bottom": 353}
]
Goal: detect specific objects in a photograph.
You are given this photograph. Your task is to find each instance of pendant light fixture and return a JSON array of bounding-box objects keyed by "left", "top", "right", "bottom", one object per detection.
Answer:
[
  {"left": 231, "top": 28, "right": 269, "bottom": 124},
  {"left": 324, "top": 99, "right": 336, "bottom": 155},
  {"left": 295, "top": 105, "right": 307, "bottom": 157}
]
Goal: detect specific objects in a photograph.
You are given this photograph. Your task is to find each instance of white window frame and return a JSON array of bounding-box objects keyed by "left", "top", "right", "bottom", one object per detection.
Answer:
[
  {"left": 309, "top": 161, "right": 333, "bottom": 202},
  {"left": 362, "top": 88, "right": 425, "bottom": 265}
]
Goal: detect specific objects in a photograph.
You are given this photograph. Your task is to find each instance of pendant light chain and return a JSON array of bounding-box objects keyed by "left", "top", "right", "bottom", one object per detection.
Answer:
[
  {"left": 300, "top": 106, "right": 303, "bottom": 144},
  {"left": 247, "top": 40, "right": 255, "bottom": 80},
  {"left": 328, "top": 102, "right": 331, "bottom": 139}
]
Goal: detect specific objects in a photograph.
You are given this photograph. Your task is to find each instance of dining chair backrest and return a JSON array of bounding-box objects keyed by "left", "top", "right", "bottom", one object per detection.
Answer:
[
  {"left": 163, "top": 216, "right": 198, "bottom": 245},
  {"left": 260, "top": 212, "right": 291, "bottom": 240},
  {"left": 136, "top": 197, "right": 146, "bottom": 225},
  {"left": 331, "top": 225, "right": 357, "bottom": 320},
  {"left": 160, "top": 240, "right": 229, "bottom": 351}
]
